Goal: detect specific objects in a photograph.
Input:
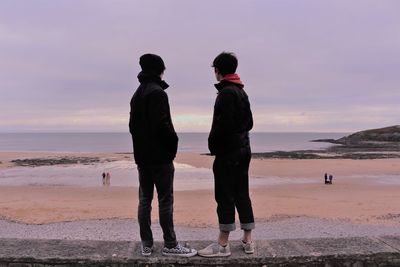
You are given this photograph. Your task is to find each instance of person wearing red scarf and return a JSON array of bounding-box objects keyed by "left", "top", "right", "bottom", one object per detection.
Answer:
[{"left": 198, "top": 52, "right": 255, "bottom": 257}]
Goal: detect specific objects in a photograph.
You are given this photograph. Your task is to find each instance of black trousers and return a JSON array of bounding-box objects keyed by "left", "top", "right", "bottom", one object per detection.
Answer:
[
  {"left": 137, "top": 163, "right": 177, "bottom": 248},
  {"left": 213, "top": 148, "right": 255, "bottom": 232}
]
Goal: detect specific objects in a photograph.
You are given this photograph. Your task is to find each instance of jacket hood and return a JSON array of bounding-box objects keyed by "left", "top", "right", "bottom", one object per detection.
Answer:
[
  {"left": 137, "top": 71, "right": 169, "bottom": 90},
  {"left": 214, "top": 73, "right": 244, "bottom": 91}
]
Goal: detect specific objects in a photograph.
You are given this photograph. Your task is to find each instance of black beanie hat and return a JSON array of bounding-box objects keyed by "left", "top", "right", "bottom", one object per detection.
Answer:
[{"left": 139, "top": 54, "right": 166, "bottom": 75}]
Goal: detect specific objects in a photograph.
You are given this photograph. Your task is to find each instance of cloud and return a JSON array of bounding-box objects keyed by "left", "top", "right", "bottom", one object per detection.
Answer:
[{"left": 0, "top": 0, "right": 399, "bottom": 132}]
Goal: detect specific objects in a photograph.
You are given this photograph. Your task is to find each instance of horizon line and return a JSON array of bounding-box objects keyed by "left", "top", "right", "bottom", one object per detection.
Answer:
[{"left": 0, "top": 131, "right": 351, "bottom": 134}]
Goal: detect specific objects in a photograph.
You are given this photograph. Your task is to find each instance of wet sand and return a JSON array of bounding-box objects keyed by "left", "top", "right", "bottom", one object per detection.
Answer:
[{"left": 0, "top": 152, "right": 399, "bottom": 227}]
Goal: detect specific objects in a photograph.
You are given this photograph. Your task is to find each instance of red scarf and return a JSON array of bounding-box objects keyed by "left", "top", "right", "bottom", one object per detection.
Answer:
[{"left": 222, "top": 73, "right": 244, "bottom": 86}]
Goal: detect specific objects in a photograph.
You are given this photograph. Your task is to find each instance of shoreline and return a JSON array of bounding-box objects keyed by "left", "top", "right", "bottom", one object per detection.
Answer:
[
  {"left": 3, "top": 148, "right": 400, "bottom": 168},
  {"left": 0, "top": 151, "right": 399, "bottom": 228},
  {"left": 3, "top": 151, "right": 400, "bottom": 179}
]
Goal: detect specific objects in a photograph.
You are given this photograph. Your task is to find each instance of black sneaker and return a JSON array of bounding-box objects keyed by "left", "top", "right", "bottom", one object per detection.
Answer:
[
  {"left": 162, "top": 243, "right": 197, "bottom": 257},
  {"left": 141, "top": 245, "right": 153, "bottom": 256}
]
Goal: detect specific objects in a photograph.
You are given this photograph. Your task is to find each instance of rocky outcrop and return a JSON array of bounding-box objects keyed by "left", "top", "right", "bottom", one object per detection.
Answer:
[
  {"left": 260, "top": 125, "right": 400, "bottom": 160},
  {"left": 11, "top": 157, "right": 101, "bottom": 167},
  {"left": 311, "top": 125, "right": 400, "bottom": 151},
  {"left": 337, "top": 125, "right": 400, "bottom": 144}
]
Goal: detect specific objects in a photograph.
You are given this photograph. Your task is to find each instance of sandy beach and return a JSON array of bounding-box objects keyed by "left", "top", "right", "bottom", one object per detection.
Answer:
[{"left": 0, "top": 151, "right": 399, "bottom": 229}]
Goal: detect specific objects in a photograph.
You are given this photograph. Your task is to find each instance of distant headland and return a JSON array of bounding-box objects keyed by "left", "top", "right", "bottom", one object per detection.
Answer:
[
  {"left": 254, "top": 125, "right": 400, "bottom": 160},
  {"left": 313, "top": 125, "right": 400, "bottom": 145}
]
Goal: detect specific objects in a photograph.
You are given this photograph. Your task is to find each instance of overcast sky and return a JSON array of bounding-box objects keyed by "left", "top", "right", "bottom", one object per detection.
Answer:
[{"left": 0, "top": 0, "right": 399, "bottom": 133}]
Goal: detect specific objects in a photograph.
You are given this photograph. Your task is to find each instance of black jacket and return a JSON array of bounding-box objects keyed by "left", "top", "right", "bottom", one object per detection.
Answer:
[
  {"left": 129, "top": 72, "right": 178, "bottom": 166},
  {"left": 208, "top": 81, "right": 253, "bottom": 156}
]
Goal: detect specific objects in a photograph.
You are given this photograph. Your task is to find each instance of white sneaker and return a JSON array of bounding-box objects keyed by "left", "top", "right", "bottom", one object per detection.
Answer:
[
  {"left": 242, "top": 240, "right": 255, "bottom": 254},
  {"left": 198, "top": 243, "right": 231, "bottom": 257},
  {"left": 162, "top": 243, "right": 197, "bottom": 257}
]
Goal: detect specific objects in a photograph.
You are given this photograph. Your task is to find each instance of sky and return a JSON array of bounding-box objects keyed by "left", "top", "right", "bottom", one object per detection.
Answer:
[{"left": 0, "top": 0, "right": 399, "bottom": 133}]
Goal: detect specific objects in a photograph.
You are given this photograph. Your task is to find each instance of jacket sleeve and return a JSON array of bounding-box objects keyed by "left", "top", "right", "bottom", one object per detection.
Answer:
[
  {"left": 148, "top": 90, "right": 178, "bottom": 158},
  {"left": 208, "top": 90, "right": 235, "bottom": 155},
  {"left": 129, "top": 97, "right": 135, "bottom": 135}
]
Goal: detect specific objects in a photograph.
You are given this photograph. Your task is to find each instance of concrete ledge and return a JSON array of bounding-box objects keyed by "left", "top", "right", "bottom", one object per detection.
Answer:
[{"left": 0, "top": 236, "right": 400, "bottom": 266}]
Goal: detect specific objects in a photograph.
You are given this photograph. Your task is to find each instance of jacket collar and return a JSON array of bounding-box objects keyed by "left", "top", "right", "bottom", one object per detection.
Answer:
[
  {"left": 214, "top": 80, "right": 244, "bottom": 92},
  {"left": 137, "top": 71, "right": 169, "bottom": 90}
]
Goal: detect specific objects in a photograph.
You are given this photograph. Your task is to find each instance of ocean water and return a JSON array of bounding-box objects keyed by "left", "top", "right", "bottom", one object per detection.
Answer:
[
  {"left": 0, "top": 132, "right": 347, "bottom": 153},
  {"left": 1, "top": 132, "right": 398, "bottom": 189},
  {"left": 0, "top": 132, "right": 349, "bottom": 189}
]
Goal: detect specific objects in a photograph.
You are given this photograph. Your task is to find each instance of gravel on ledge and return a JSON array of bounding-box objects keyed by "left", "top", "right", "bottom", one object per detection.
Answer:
[{"left": 1, "top": 217, "right": 400, "bottom": 242}]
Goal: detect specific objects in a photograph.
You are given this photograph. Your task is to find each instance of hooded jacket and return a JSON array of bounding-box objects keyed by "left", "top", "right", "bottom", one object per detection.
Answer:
[
  {"left": 129, "top": 72, "right": 178, "bottom": 166},
  {"left": 208, "top": 75, "right": 253, "bottom": 156}
]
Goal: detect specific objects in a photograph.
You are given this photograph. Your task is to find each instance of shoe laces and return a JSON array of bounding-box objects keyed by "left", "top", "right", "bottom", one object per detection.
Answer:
[
  {"left": 142, "top": 246, "right": 152, "bottom": 253},
  {"left": 174, "top": 243, "right": 191, "bottom": 253}
]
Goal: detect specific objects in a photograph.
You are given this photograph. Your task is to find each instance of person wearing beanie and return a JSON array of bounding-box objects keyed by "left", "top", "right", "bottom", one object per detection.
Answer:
[
  {"left": 139, "top": 53, "right": 166, "bottom": 76},
  {"left": 198, "top": 52, "right": 255, "bottom": 257},
  {"left": 129, "top": 53, "right": 196, "bottom": 257}
]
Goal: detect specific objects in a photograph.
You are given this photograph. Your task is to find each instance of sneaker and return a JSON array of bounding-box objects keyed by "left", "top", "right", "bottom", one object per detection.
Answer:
[
  {"left": 141, "top": 245, "right": 153, "bottom": 256},
  {"left": 241, "top": 240, "right": 255, "bottom": 254},
  {"left": 198, "top": 242, "right": 231, "bottom": 257},
  {"left": 162, "top": 243, "right": 197, "bottom": 257}
]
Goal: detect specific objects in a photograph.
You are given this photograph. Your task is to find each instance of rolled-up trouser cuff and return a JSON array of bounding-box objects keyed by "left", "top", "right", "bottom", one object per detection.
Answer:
[
  {"left": 219, "top": 223, "right": 236, "bottom": 232},
  {"left": 241, "top": 222, "right": 255, "bottom": 230},
  {"left": 141, "top": 240, "right": 153, "bottom": 248}
]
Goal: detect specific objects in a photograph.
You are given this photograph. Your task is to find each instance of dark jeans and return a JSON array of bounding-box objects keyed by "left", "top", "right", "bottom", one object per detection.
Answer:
[
  {"left": 213, "top": 148, "right": 255, "bottom": 232},
  {"left": 137, "top": 163, "right": 177, "bottom": 248}
]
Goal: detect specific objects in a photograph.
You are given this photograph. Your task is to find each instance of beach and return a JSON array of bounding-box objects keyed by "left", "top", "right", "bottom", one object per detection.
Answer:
[{"left": 0, "top": 151, "right": 399, "bottom": 231}]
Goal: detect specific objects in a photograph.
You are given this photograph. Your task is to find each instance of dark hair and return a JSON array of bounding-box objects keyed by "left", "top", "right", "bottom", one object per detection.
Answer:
[
  {"left": 139, "top": 53, "right": 166, "bottom": 75},
  {"left": 212, "top": 52, "right": 238, "bottom": 76}
]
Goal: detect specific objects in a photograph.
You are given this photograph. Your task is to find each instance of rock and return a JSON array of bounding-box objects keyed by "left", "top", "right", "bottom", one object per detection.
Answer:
[
  {"left": 253, "top": 151, "right": 323, "bottom": 159},
  {"left": 310, "top": 138, "right": 342, "bottom": 144},
  {"left": 11, "top": 157, "right": 101, "bottom": 167},
  {"left": 337, "top": 125, "right": 400, "bottom": 144},
  {"left": 253, "top": 125, "right": 400, "bottom": 160}
]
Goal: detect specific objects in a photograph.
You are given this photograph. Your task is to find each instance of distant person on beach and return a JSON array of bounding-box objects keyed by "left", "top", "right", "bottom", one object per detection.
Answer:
[
  {"left": 129, "top": 53, "right": 196, "bottom": 257},
  {"left": 329, "top": 174, "right": 333, "bottom": 184},
  {"left": 198, "top": 52, "right": 255, "bottom": 257},
  {"left": 324, "top": 173, "right": 328, "bottom": 184},
  {"left": 102, "top": 172, "right": 106, "bottom": 186},
  {"left": 106, "top": 172, "right": 111, "bottom": 186}
]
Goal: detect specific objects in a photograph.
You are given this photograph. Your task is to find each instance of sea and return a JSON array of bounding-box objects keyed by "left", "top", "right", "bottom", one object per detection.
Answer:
[
  {"left": 0, "top": 132, "right": 347, "bottom": 153},
  {"left": 0, "top": 132, "right": 355, "bottom": 190}
]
